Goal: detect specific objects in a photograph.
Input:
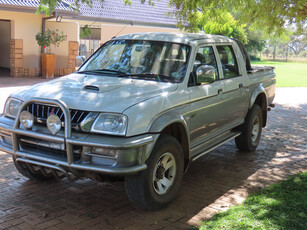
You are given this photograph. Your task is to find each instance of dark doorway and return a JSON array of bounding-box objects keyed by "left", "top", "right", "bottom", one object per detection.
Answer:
[
  {"left": 0, "top": 67, "right": 10, "bottom": 77},
  {"left": 0, "top": 20, "right": 11, "bottom": 77}
]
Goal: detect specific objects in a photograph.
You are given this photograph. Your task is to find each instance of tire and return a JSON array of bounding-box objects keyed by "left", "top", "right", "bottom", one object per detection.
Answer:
[
  {"left": 13, "top": 156, "right": 56, "bottom": 181},
  {"left": 125, "top": 134, "right": 184, "bottom": 210},
  {"left": 235, "top": 104, "right": 263, "bottom": 152}
]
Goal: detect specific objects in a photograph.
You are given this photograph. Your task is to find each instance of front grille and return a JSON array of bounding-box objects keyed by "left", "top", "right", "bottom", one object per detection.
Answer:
[{"left": 25, "top": 103, "right": 90, "bottom": 126}]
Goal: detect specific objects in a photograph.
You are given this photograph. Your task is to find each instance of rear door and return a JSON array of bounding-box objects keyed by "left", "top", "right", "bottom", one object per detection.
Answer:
[{"left": 215, "top": 44, "right": 249, "bottom": 129}]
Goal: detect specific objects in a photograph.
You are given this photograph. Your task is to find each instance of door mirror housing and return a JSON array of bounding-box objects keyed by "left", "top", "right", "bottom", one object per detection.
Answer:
[{"left": 196, "top": 65, "right": 216, "bottom": 85}]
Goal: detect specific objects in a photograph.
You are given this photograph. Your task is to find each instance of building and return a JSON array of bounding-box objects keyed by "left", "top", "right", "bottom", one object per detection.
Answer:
[{"left": 0, "top": 0, "right": 179, "bottom": 77}]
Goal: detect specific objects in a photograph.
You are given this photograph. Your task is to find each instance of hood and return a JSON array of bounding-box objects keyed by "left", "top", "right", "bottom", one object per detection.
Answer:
[{"left": 14, "top": 73, "right": 178, "bottom": 113}]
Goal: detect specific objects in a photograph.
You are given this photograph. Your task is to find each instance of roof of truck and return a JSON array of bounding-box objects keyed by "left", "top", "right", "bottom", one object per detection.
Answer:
[{"left": 114, "top": 32, "right": 234, "bottom": 45}]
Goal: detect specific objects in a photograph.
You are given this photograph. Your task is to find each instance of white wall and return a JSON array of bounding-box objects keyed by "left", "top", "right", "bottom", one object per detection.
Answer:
[
  {"left": 100, "top": 24, "right": 180, "bottom": 43},
  {"left": 0, "top": 10, "right": 43, "bottom": 68},
  {"left": 0, "top": 20, "right": 10, "bottom": 68},
  {"left": 0, "top": 11, "right": 179, "bottom": 70},
  {"left": 46, "top": 21, "right": 79, "bottom": 68}
]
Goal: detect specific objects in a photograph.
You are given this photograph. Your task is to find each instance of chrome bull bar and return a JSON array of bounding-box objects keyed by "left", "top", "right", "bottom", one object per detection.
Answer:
[
  {"left": 5, "top": 98, "right": 150, "bottom": 177},
  {"left": 12, "top": 98, "right": 74, "bottom": 164}
]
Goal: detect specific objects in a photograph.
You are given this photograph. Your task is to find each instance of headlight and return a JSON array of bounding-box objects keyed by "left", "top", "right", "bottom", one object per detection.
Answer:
[
  {"left": 4, "top": 97, "right": 23, "bottom": 118},
  {"left": 91, "top": 113, "right": 128, "bottom": 136}
]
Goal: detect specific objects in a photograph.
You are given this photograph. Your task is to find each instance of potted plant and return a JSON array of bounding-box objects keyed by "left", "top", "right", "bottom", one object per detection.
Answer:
[{"left": 35, "top": 29, "right": 66, "bottom": 78}]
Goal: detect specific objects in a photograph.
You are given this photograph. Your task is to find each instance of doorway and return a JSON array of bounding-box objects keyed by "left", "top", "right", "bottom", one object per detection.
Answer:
[
  {"left": 0, "top": 20, "right": 11, "bottom": 77},
  {"left": 79, "top": 27, "right": 101, "bottom": 59}
]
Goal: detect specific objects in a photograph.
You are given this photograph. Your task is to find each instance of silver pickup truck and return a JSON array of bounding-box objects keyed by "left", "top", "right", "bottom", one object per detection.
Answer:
[{"left": 0, "top": 33, "right": 275, "bottom": 210}]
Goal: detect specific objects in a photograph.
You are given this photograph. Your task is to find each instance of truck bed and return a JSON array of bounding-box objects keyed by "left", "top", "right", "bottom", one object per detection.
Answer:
[
  {"left": 248, "top": 65, "right": 275, "bottom": 75},
  {"left": 248, "top": 65, "right": 276, "bottom": 107}
]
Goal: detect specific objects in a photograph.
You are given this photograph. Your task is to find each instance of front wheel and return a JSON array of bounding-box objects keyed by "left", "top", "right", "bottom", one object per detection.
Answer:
[
  {"left": 235, "top": 104, "right": 263, "bottom": 152},
  {"left": 125, "top": 134, "right": 184, "bottom": 210}
]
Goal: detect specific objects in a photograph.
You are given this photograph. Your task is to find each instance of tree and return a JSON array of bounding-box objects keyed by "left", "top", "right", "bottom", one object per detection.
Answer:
[
  {"left": 245, "top": 29, "right": 266, "bottom": 54},
  {"left": 37, "top": 0, "right": 307, "bottom": 36},
  {"left": 287, "top": 32, "right": 307, "bottom": 55},
  {"left": 265, "top": 32, "right": 290, "bottom": 60},
  {"left": 169, "top": 0, "right": 307, "bottom": 34},
  {"left": 200, "top": 11, "right": 248, "bottom": 44},
  {"left": 262, "top": 26, "right": 307, "bottom": 60}
]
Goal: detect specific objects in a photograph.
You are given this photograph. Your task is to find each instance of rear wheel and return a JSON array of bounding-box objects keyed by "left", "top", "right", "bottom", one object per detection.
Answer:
[
  {"left": 13, "top": 156, "right": 57, "bottom": 181},
  {"left": 235, "top": 104, "right": 263, "bottom": 152},
  {"left": 125, "top": 134, "right": 184, "bottom": 210}
]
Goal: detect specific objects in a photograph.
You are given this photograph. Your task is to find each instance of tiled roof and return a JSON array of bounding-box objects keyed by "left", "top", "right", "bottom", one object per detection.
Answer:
[
  {"left": 74, "top": 0, "right": 177, "bottom": 26},
  {"left": 0, "top": 0, "right": 177, "bottom": 27},
  {"left": 0, "top": 0, "right": 74, "bottom": 11}
]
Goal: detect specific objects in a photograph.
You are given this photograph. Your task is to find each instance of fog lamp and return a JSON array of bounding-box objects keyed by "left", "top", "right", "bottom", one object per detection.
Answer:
[
  {"left": 92, "top": 147, "right": 117, "bottom": 157},
  {"left": 47, "top": 115, "right": 61, "bottom": 135},
  {"left": 20, "top": 111, "right": 34, "bottom": 129}
]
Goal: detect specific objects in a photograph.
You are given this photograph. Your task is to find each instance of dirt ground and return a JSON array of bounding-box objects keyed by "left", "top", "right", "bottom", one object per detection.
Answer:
[{"left": 0, "top": 78, "right": 306, "bottom": 229}]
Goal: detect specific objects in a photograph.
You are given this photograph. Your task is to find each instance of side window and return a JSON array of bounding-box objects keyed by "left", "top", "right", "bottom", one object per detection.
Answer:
[
  {"left": 189, "top": 46, "right": 219, "bottom": 87},
  {"left": 216, "top": 46, "right": 240, "bottom": 78},
  {"left": 194, "top": 46, "right": 219, "bottom": 80}
]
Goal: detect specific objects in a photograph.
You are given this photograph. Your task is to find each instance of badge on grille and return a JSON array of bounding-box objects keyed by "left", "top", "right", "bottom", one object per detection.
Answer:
[{"left": 47, "top": 115, "right": 61, "bottom": 135}]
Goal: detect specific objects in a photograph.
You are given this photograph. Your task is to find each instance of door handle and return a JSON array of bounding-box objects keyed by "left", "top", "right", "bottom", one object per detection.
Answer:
[
  {"left": 239, "top": 83, "right": 243, "bottom": 88},
  {"left": 218, "top": 89, "right": 223, "bottom": 94}
]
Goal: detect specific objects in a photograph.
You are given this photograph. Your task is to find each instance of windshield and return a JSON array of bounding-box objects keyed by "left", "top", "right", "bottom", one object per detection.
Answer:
[{"left": 78, "top": 40, "right": 191, "bottom": 83}]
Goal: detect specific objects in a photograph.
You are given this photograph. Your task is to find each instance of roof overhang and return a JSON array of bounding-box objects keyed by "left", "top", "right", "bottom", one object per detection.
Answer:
[{"left": 0, "top": 1, "right": 177, "bottom": 29}]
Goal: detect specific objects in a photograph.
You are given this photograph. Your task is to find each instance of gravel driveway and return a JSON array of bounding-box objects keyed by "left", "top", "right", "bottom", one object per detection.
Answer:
[{"left": 0, "top": 77, "right": 306, "bottom": 229}]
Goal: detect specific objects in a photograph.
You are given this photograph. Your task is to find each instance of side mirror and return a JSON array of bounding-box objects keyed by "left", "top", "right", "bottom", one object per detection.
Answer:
[
  {"left": 196, "top": 65, "right": 216, "bottom": 85},
  {"left": 75, "top": 56, "right": 86, "bottom": 70}
]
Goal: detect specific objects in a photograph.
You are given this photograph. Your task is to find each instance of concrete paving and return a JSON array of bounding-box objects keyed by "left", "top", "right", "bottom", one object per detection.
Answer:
[{"left": 0, "top": 77, "right": 306, "bottom": 229}]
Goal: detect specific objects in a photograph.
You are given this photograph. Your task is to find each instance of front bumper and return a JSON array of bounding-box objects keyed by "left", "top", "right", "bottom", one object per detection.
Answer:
[{"left": 0, "top": 98, "right": 158, "bottom": 177}]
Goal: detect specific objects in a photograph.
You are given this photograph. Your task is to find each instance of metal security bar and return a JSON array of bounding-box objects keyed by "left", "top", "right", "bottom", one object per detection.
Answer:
[
  {"left": 0, "top": 98, "right": 152, "bottom": 176},
  {"left": 12, "top": 98, "right": 74, "bottom": 164}
]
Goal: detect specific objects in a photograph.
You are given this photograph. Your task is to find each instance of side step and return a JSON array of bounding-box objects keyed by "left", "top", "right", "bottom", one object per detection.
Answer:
[{"left": 192, "top": 131, "right": 241, "bottom": 162}]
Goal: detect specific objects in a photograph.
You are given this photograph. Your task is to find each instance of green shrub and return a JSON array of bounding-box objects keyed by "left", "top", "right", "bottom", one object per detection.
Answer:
[{"left": 249, "top": 55, "right": 261, "bottom": 61}]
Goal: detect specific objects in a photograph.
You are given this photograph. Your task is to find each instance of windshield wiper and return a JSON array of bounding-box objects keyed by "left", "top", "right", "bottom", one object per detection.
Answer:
[
  {"left": 78, "top": 69, "right": 126, "bottom": 75},
  {"left": 118, "top": 73, "right": 180, "bottom": 83}
]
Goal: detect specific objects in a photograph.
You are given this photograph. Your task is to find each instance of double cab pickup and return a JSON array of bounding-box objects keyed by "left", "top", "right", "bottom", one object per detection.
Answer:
[{"left": 0, "top": 33, "right": 275, "bottom": 210}]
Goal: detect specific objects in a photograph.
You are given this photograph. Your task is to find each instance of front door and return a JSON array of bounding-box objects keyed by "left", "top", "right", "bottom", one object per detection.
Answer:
[{"left": 188, "top": 45, "right": 227, "bottom": 154}]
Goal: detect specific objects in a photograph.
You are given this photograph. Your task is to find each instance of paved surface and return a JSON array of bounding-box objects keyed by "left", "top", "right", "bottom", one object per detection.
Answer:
[
  {"left": 0, "top": 77, "right": 50, "bottom": 114},
  {"left": 0, "top": 77, "right": 306, "bottom": 229}
]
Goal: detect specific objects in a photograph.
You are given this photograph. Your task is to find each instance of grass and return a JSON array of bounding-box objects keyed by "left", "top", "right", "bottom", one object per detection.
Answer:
[
  {"left": 251, "top": 61, "right": 307, "bottom": 87},
  {"left": 198, "top": 171, "right": 307, "bottom": 230}
]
